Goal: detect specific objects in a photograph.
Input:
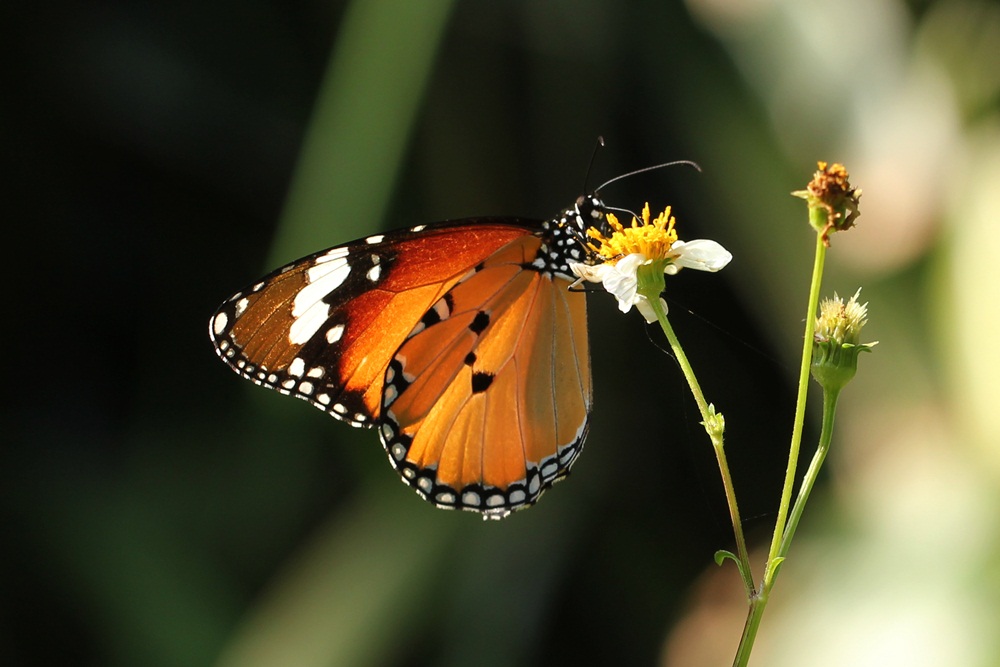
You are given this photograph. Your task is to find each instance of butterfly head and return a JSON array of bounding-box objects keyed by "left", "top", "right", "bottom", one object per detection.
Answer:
[
  {"left": 534, "top": 195, "right": 607, "bottom": 280},
  {"left": 574, "top": 193, "right": 607, "bottom": 229},
  {"left": 536, "top": 194, "right": 611, "bottom": 278}
]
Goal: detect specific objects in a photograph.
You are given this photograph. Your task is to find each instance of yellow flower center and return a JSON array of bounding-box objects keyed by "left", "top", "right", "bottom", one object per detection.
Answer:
[{"left": 586, "top": 203, "right": 678, "bottom": 263}]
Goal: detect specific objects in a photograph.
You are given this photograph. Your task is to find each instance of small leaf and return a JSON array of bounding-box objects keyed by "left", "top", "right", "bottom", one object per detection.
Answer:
[{"left": 715, "top": 549, "right": 739, "bottom": 567}]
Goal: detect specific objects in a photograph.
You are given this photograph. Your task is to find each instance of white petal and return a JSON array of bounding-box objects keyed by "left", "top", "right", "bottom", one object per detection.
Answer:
[
  {"left": 591, "top": 254, "right": 644, "bottom": 313},
  {"left": 616, "top": 253, "right": 647, "bottom": 274},
  {"left": 672, "top": 239, "right": 733, "bottom": 272},
  {"left": 569, "top": 261, "right": 610, "bottom": 283},
  {"left": 635, "top": 296, "right": 668, "bottom": 323},
  {"left": 610, "top": 280, "right": 638, "bottom": 313}
]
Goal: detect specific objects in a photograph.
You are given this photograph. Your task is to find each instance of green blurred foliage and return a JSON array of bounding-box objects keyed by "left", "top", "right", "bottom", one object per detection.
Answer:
[{"left": 4, "top": 0, "right": 999, "bottom": 665}]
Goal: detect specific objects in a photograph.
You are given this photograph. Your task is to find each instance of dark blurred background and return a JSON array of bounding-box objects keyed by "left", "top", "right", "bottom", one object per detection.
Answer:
[{"left": 5, "top": 1, "right": 999, "bottom": 666}]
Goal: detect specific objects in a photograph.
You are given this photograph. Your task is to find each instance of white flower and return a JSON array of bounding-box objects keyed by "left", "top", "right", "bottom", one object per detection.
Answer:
[{"left": 570, "top": 204, "right": 732, "bottom": 323}]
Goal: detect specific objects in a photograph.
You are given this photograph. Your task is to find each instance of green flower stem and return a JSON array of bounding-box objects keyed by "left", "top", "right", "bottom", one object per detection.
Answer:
[
  {"left": 766, "top": 233, "right": 826, "bottom": 575},
  {"left": 732, "top": 233, "right": 828, "bottom": 667},
  {"left": 646, "top": 294, "right": 755, "bottom": 598},
  {"left": 732, "top": 388, "right": 839, "bottom": 667},
  {"left": 778, "top": 387, "right": 839, "bottom": 558}
]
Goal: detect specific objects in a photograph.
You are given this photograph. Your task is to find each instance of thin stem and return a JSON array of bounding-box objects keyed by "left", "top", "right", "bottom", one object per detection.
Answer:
[
  {"left": 765, "top": 234, "right": 827, "bottom": 577},
  {"left": 778, "top": 387, "right": 839, "bottom": 558},
  {"left": 733, "top": 389, "right": 840, "bottom": 667},
  {"left": 734, "top": 596, "right": 766, "bottom": 667},
  {"left": 649, "top": 297, "right": 755, "bottom": 597},
  {"left": 731, "top": 234, "right": 828, "bottom": 666}
]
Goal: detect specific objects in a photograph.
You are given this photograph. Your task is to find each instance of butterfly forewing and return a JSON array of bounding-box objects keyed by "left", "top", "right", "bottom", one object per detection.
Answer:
[{"left": 209, "top": 221, "right": 536, "bottom": 427}]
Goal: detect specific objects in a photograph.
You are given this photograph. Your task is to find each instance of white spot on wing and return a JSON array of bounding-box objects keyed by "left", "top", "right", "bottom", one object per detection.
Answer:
[
  {"left": 212, "top": 312, "right": 228, "bottom": 336},
  {"left": 293, "top": 260, "right": 350, "bottom": 326},
  {"left": 288, "top": 300, "right": 331, "bottom": 344},
  {"left": 304, "top": 257, "right": 349, "bottom": 288},
  {"left": 289, "top": 357, "right": 306, "bottom": 377},
  {"left": 365, "top": 234, "right": 384, "bottom": 244},
  {"left": 314, "top": 247, "right": 351, "bottom": 263},
  {"left": 367, "top": 264, "right": 381, "bottom": 282},
  {"left": 326, "top": 324, "right": 345, "bottom": 344}
]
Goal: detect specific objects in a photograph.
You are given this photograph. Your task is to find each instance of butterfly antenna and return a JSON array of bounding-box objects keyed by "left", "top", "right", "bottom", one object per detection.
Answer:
[
  {"left": 582, "top": 136, "right": 606, "bottom": 193},
  {"left": 594, "top": 160, "right": 701, "bottom": 193},
  {"left": 606, "top": 204, "right": 640, "bottom": 221}
]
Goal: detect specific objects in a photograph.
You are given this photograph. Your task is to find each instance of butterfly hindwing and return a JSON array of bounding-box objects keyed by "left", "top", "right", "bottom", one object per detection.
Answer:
[{"left": 379, "top": 233, "right": 592, "bottom": 515}]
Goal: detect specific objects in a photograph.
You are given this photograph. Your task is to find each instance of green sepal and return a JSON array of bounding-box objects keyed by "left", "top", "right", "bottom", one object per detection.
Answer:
[
  {"left": 635, "top": 260, "right": 667, "bottom": 301},
  {"left": 714, "top": 549, "right": 739, "bottom": 567},
  {"left": 811, "top": 340, "right": 875, "bottom": 392}
]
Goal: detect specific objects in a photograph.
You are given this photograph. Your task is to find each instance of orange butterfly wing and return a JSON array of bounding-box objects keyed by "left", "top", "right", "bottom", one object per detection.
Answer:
[
  {"left": 379, "top": 234, "right": 592, "bottom": 516},
  {"left": 209, "top": 222, "right": 534, "bottom": 426}
]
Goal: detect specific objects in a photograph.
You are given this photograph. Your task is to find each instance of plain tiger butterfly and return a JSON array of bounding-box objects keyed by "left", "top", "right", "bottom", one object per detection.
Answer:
[{"left": 209, "top": 192, "right": 614, "bottom": 519}]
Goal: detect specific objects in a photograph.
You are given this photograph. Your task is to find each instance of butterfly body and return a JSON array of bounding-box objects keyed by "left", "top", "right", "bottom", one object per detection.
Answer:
[{"left": 210, "top": 196, "right": 606, "bottom": 518}]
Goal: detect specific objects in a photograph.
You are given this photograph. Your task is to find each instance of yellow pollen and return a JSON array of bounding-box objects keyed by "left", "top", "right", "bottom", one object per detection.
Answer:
[{"left": 587, "top": 203, "right": 679, "bottom": 262}]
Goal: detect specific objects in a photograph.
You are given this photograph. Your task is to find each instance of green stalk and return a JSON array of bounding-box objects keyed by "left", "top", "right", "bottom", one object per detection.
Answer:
[
  {"left": 778, "top": 387, "right": 839, "bottom": 558},
  {"left": 732, "top": 234, "right": 827, "bottom": 666},
  {"left": 732, "top": 389, "right": 839, "bottom": 667},
  {"left": 767, "top": 234, "right": 826, "bottom": 570}
]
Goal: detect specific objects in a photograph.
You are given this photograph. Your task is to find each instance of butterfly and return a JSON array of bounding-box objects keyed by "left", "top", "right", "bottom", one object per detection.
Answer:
[{"left": 209, "top": 194, "right": 611, "bottom": 519}]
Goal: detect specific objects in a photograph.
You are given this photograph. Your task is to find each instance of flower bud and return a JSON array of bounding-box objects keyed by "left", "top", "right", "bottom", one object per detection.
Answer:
[
  {"left": 811, "top": 289, "right": 877, "bottom": 392},
  {"left": 792, "top": 161, "right": 862, "bottom": 245}
]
